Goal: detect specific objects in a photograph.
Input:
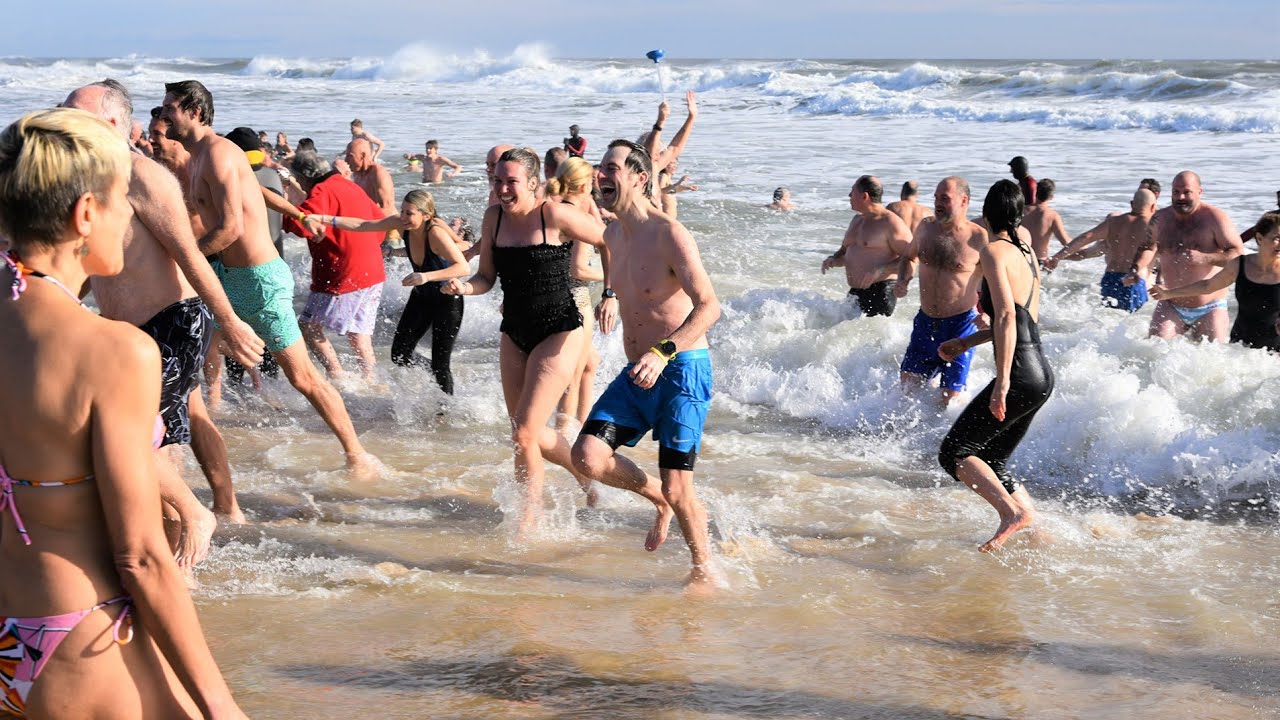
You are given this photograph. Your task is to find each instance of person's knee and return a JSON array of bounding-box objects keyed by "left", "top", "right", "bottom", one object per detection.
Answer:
[
  {"left": 661, "top": 475, "right": 695, "bottom": 507},
  {"left": 511, "top": 423, "right": 540, "bottom": 455},
  {"left": 571, "top": 437, "right": 610, "bottom": 478}
]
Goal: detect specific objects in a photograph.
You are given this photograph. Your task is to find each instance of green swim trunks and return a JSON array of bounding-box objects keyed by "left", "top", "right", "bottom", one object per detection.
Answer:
[{"left": 212, "top": 257, "right": 302, "bottom": 353}]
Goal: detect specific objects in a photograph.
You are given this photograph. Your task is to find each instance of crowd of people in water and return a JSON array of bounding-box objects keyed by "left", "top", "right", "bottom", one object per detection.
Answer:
[{"left": 1, "top": 76, "right": 1278, "bottom": 717}]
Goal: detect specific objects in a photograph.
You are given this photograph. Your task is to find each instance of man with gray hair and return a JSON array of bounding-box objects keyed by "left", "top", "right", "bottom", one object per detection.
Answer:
[
  {"left": 821, "top": 175, "right": 912, "bottom": 318},
  {"left": 284, "top": 149, "right": 388, "bottom": 381},
  {"left": 64, "top": 79, "right": 267, "bottom": 567},
  {"left": 894, "top": 176, "right": 990, "bottom": 404},
  {"left": 162, "top": 79, "right": 376, "bottom": 476}
]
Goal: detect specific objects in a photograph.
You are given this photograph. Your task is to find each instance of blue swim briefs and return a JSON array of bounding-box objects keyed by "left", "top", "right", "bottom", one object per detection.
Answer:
[{"left": 899, "top": 308, "right": 978, "bottom": 392}]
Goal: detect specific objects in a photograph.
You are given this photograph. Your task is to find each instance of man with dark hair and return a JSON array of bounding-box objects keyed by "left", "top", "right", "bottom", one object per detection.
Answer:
[
  {"left": 563, "top": 124, "right": 587, "bottom": 158},
  {"left": 1008, "top": 156, "right": 1038, "bottom": 207},
  {"left": 67, "top": 80, "right": 267, "bottom": 557},
  {"left": 1020, "top": 178, "right": 1071, "bottom": 262},
  {"left": 544, "top": 146, "right": 567, "bottom": 182},
  {"left": 283, "top": 150, "right": 388, "bottom": 381},
  {"left": 404, "top": 139, "right": 461, "bottom": 183},
  {"left": 822, "top": 175, "right": 912, "bottom": 318},
  {"left": 162, "top": 80, "right": 377, "bottom": 475},
  {"left": 1139, "top": 177, "right": 1162, "bottom": 201},
  {"left": 348, "top": 118, "right": 384, "bottom": 163},
  {"left": 894, "top": 176, "right": 990, "bottom": 404},
  {"left": 886, "top": 180, "right": 933, "bottom": 232},
  {"left": 572, "top": 139, "right": 723, "bottom": 592},
  {"left": 768, "top": 187, "right": 793, "bottom": 211}
]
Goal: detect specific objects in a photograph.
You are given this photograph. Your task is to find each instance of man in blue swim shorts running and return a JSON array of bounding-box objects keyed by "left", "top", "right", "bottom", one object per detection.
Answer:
[
  {"left": 572, "top": 140, "right": 722, "bottom": 592},
  {"left": 894, "top": 176, "right": 990, "bottom": 405}
]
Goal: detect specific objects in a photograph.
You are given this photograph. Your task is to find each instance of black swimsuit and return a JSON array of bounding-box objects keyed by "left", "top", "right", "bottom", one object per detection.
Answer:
[
  {"left": 939, "top": 238, "right": 1055, "bottom": 495},
  {"left": 492, "top": 204, "right": 583, "bottom": 354},
  {"left": 1229, "top": 254, "right": 1280, "bottom": 352},
  {"left": 390, "top": 220, "right": 465, "bottom": 394}
]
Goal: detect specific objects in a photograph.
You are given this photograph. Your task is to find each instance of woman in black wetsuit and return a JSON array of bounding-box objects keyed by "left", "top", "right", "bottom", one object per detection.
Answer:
[
  {"left": 1152, "top": 212, "right": 1280, "bottom": 352},
  {"left": 442, "top": 147, "right": 613, "bottom": 535},
  {"left": 937, "top": 180, "right": 1054, "bottom": 552},
  {"left": 312, "top": 189, "right": 470, "bottom": 393}
]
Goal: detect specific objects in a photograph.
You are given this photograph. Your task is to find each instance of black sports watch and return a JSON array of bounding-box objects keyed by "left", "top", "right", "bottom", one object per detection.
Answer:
[
  {"left": 602, "top": 287, "right": 617, "bottom": 299},
  {"left": 655, "top": 338, "right": 677, "bottom": 359}
]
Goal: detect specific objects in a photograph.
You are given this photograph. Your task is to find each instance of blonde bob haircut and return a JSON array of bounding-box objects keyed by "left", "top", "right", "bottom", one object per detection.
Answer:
[
  {"left": 0, "top": 107, "right": 131, "bottom": 248},
  {"left": 546, "top": 156, "right": 593, "bottom": 198}
]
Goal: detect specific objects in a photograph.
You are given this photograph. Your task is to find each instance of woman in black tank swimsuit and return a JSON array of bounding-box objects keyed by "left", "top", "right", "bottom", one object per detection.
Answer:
[
  {"left": 442, "top": 148, "right": 611, "bottom": 533},
  {"left": 1152, "top": 212, "right": 1280, "bottom": 352},
  {"left": 314, "top": 189, "right": 470, "bottom": 394},
  {"left": 938, "top": 180, "right": 1055, "bottom": 552}
]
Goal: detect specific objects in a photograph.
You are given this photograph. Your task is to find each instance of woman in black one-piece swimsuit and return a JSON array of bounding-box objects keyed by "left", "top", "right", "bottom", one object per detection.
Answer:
[
  {"left": 937, "top": 180, "right": 1055, "bottom": 552},
  {"left": 442, "top": 148, "right": 612, "bottom": 535}
]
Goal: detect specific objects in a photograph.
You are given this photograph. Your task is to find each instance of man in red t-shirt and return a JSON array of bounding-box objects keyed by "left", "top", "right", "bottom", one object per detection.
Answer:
[
  {"left": 285, "top": 149, "right": 388, "bottom": 381},
  {"left": 1008, "top": 156, "right": 1038, "bottom": 207},
  {"left": 563, "top": 124, "right": 587, "bottom": 158}
]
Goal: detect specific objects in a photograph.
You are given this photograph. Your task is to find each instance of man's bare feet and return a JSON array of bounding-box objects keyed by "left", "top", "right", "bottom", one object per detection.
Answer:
[
  {"left": 346, "top": 452, "right": 383, "bottom": 481},
  {"left": 216, "top": 507, "right": 248, "bottom": 525},
  {"left": 176, "top": 505, "right": 217, "bottom": 567},
  {"left": 979, "top": 509, "right": 1035, "bottom": 552},
  {"left": 645, "top": 502, "right": 674, "bottom": 552},
  {"left": 683, "top": 563, "right": 726, "bottom": 596}
]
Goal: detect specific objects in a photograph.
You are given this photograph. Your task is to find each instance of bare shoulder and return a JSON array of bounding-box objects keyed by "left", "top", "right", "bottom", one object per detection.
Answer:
[
  {"left": 128, "top": 154, "right": 181, "bottom": 201},
  {"left": 967, "top": 220, "right": 991, "bottom": 246},
  {"left": 83, "top": 316, "right": 161, "bottom": 382}
]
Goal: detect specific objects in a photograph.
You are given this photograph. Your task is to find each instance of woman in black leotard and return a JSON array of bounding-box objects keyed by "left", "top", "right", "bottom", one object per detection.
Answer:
[
  {"left": 442, "top": 148, "right": 612, "bottom": 535},
  {"left": 1152, "top": 212, "right": 1280, "bottom": 352},
  {"left": 312, "top": 189, "right": 470, "bottom": 393},
  {"left": 937, "top": 180, "right": 1055, "bottom": 552}
]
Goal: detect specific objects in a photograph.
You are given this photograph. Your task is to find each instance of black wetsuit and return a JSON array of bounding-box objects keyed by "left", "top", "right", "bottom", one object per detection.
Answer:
[
  {"left": 390, "top": 221, "right": 465, "bottom": 394},
  {"left": 848, "top": 279, "right": 897, "bottom": 317},
  {"left": 492, "top": 204, "right": 582, "bottom": 354},
  {"left": 1229, "top": 254, "right": 1280, "bottom": 352},
  {"left": 939, "top": 238, "right": 1054, "bottom": 494}
]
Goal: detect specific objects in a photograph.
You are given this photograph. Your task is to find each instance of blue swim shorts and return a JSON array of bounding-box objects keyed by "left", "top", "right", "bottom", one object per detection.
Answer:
[
  {"left": 212, "top": 257, "right": 302, "bottom": 354},
  {"left": 583, "top": 348, "right": 713, "bottom": 463},
  {"left": 899, "top": 308, "right": 978, "bottom": 392},
  {"left": 1101, "top": 271, "right": 1148, "bottom": 313}
]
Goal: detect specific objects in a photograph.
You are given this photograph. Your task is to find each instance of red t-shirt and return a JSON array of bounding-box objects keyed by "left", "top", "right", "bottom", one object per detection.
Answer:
[
  {"left": 1021, "top": 176, "right": 1039, "bottom": 207},
  {"left": 565, "top": 136, "right": 587, "bottom": 158},
  {"left": 283, "top": 173, "right": 387, "bottom": 294}
]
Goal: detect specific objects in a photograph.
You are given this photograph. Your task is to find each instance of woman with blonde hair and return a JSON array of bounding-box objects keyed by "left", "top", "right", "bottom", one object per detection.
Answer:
[
  {"left": 547, "top": 156, "right": 605, "bottom": 429},
  {"left": 0, "top": 108, "right": 245, "bottom": 718},
  {"left": 312, "top": 188, "right": 470, "bottom": 394}
]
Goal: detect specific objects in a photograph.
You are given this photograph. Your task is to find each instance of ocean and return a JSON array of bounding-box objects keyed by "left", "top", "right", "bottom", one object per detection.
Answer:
[{"left": 2, "top": 48, "right": 1279, "bottom": 718}]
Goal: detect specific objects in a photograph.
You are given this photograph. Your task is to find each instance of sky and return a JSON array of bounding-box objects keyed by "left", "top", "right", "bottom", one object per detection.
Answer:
[{"left": 4, "top": 0, "right": 1276, "bottom": 60}]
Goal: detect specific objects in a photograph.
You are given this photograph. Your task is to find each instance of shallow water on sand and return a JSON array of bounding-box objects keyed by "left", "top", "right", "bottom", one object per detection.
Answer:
[{"left": 8, "top": 54, "right": 1279, "bottom": 717}]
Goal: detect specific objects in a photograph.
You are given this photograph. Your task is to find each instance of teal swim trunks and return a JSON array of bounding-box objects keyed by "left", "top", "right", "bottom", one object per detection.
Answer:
[{"left": 212, "top": 258, "right": 302, "bottom": 353}]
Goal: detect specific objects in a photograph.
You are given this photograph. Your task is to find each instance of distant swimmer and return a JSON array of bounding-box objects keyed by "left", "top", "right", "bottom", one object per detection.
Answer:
[
  {"left": 1043, "top": 188, "right": 1157, "bottom": 313},
  {"left": 348, "top": 118, "right": 384, "bottom": 163},
  {"left": 1019, "top": 178, "right": 1070, "bottom": 263},
  {"left": 1239, "top": 189, "right": 1280, "bottom": 243},
  {"left": 1153, "top": 212, "right": 1280, "bottom": 353},
  {"left": 405, "top": 139, "right": 461, "bottom": 183},
  {"left": 894, "top": 176, "right": 990, "bottom": 404},
  {"left": 273, "top": 131, "right": 293, "bottom": 161},
  {"left": 1123, "top": 171, "right": 1243, "bottom": 342},
  {"left": 644, "top": 90, "right": 698, "bottom": 175},
  {"left": 1008, "top": 155, "right": 1038, "bottom": 207},
  {"left": 886, "top": 180, "right": 933, "bottom": 232},
  {"left": 572, "top": 139, "right": 723, "bottom": 592},
  {"left": 821, "top": 175, "right": 912, "bottom": 318},
  {"left": 162, "top": 80, "right": 376, "bottom": 475},
  {"left": 768, "top": 187, "right": 794, "bottom": 211},
  {"left": 564, "top": 124, "right": 587, "bottom": 158},
  {"left": 938, "top": 180, "right": 1053, "bottom": 552}
]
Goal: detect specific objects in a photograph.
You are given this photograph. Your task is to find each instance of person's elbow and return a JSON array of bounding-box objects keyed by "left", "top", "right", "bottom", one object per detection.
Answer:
[{"left": 113, "top": 542, "right": 176, "bottom": 594}]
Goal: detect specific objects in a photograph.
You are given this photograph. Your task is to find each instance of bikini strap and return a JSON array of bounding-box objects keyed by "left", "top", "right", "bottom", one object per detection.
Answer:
[
  {"left": 90, "top": 596, "right": 134, "bottom": 645},
  {"left": 493, "top": 206, "right": 503, "bottom": 241},
  {"left": 3, "top": 251, "right": 83, "bottom": 306},
  {"left": 539, "top": 202, "right": 548, "bottom": 245},
  {"left": 0, "top": 465, "right": 32, "bottom": 546},
  {"left": 3, "top": 252, "right": 28, "bottom": 300}
]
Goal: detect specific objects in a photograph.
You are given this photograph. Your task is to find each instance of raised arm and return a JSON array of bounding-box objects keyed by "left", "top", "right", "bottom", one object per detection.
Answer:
[
  {"left": 653, "top": 91, "right": 698, "bottom": 174},
  {"left": 93, "top": 329, "right": 245, "bottom": 719},
  {"left": 308, "top": 212, "right": 403, "bottom": 234},
  {"left": 130, "top": 158, "right": 264, "bottom": 366}
]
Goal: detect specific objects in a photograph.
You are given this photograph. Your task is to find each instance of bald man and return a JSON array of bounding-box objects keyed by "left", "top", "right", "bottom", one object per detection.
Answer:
[
  {"left": 1124, "top": 171, "right": 1243, "bottom": 340},
  {"left": 347, "top": 137, "right": 397, "bottom": 244},
  {"left": 1045, "top": 188, "right": 1157, "bottom": 313}
]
